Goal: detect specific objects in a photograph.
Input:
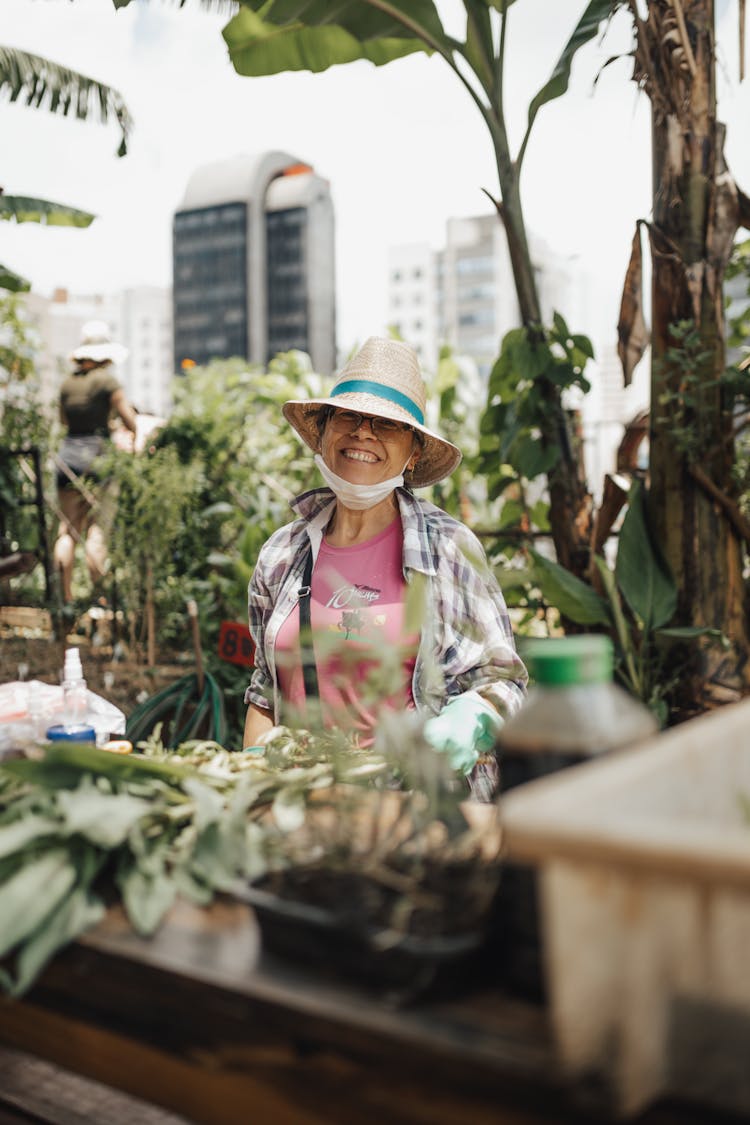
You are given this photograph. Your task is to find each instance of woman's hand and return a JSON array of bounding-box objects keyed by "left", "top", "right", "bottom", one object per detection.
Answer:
[{"left": 423, "top": 692, "right": 502, "bottom": 775}]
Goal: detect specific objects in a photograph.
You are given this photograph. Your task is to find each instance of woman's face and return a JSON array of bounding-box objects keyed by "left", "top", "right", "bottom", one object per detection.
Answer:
[{"left": 319, "top": 408, "right": 420, "bottom": 484}]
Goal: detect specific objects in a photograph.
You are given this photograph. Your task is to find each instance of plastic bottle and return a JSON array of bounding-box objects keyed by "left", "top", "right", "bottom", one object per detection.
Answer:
[
  {"left": 500, "top": 634, "right": 658, "bottom": 787},
  {"left": 61, "top": 647, "right": 88, "bottom": 730},
  {"left": 496, "top": 635, "right": 658, "bottom": 1002}
]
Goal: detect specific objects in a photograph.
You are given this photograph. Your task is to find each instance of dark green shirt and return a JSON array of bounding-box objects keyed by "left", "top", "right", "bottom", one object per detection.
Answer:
[{"left": 60, "top": 365, "right": 121, "bottom": 437}]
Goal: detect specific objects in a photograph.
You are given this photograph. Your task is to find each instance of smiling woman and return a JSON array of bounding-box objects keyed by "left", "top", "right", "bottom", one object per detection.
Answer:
[{"left": 242, "top": 335, "right": 527, "bottom": 795}]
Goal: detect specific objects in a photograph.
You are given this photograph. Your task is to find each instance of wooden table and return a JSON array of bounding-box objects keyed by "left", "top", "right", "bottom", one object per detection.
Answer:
[{"left": 0, "top": 899, "right": 740, "bottom": 1125}]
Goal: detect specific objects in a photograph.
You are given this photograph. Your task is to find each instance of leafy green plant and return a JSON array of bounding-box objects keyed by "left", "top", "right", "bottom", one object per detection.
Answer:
[
  {"left": 478, "top": 312, "right": 593, "bottom": 508},
  {"left": 0, "top": 723, "right": 497, "bottom": 996},
  {"left": 654, "top": 320, "right": 719, "bottom": 461},
  {"left": 505, "top": 481, "right": 721, "bottom": 724},
  {"left": 0, "top": 294, "right": 54, "bottom": 599},
  {"left": 0, "top": 739, "right": 295, "bottom": 995},
  {"left": 105, "top": 445, "right": 202, "bottom": 659}
]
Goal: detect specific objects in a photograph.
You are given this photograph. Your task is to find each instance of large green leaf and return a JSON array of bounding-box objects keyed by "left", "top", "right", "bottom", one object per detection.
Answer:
[
  {"left": 235, "top": 0, "right": 447, "bottom": 43},
  {"left": 463, "top": 0, "right": 495, "bottom": 96},
  {"left": 517, "top": 0, "right": 615, "bottom": 170},
  {"left": 616, "top": 481, "right": 677, "bottom": 631},
  {"left": 224, "top": 5, "right": 437, "bottom": 74},
  {"left": 12, "top": 886, "right": 105, "bottom": 997},
  {"left": 530, "top": 548, "right": 611, "bottom": 626},
  {"left": 0, "top": 849, "right": 77, "bottom": 959},
  {"left": 0, "top": 195, "right": 95, "bottom": 228},
  {"left": 0, "top": 47, "right": 132, "bottom": 156},
  {"left": 120, "top": 863, "right": 177, "bottom": 936},
  {"left": 513, "top": 433, "right": 560, "bottom": 479},
  {"left": 55, "top": 782, "right": 153, "bottom": 849},
  {"left": 0, "top": 262, "right": 30, "bottom": 292}
]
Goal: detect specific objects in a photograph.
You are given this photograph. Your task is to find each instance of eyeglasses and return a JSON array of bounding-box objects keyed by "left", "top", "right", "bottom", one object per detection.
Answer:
[{"left": 326, "top": 408, "right": 414, "bottom": 441}]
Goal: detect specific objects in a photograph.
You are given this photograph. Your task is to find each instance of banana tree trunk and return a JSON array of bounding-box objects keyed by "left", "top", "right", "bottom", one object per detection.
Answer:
[{"left": 646, "top": 0, "right": 749, "bottom": 701}]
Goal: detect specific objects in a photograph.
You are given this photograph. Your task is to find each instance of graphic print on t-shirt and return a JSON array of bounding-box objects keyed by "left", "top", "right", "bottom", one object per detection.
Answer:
[
  {"left": 274, "top": 517, "right": 418, "bottom": 740},
  {"left": 325, "top": 583, "right": 383, "bottom": 639}
]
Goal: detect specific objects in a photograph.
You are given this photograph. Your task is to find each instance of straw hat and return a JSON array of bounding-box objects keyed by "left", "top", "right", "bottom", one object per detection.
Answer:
[
  {"left": 71, "top": 320, "right": 129, "bottom": 366},
  {"left": 282, "top": 337, "right": 462, "bottom": 487}
]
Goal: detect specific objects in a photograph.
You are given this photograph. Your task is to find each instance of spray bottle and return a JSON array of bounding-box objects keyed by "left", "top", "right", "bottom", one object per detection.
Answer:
[{"left": 62, "top": 647, "right": 88, "bottom": 727}]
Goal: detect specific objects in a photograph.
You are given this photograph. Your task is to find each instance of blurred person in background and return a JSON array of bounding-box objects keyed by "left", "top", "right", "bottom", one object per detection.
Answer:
[
  {"left": 53, "top": 320, "right": 136, "bottom": 604},
  {"left": 243, "top": 336, "right": 527, "bottom": 796}
]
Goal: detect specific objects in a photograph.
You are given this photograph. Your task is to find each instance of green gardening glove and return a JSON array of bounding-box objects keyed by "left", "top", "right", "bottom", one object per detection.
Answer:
[{"left": 422, "top": 692, "right": 502, "bottom": 776}]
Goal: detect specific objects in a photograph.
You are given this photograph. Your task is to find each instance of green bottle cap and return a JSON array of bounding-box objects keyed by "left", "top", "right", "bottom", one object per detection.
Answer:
[{"left": 520, "top": 635, "right": 613, "bottom": 686}]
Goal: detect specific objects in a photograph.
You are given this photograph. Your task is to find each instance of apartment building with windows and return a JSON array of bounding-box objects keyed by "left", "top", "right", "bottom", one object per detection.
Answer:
[
  {"left": 173, "top": 151, "right": 336, "bottom": 375},
  {"left": 387, "top": 213, "right": 577, "bottom": 381}
]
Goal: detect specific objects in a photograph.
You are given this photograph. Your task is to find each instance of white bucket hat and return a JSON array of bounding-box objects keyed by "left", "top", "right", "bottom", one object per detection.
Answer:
[
  {"left": 282, "top": 337, "right": 462, "bottom": 487},
  {"left": 71, "top": 320, "right": 129, "bottom": 366}
]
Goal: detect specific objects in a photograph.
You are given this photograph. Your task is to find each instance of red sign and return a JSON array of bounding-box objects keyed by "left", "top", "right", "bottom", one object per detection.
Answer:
[{"left": 218, "top": 621, "right": 255, "bottom": 667}]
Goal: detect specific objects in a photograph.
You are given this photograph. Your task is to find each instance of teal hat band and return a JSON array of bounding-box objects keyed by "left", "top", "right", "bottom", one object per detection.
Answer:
[{"left": 331, "top": 379, "right": 425, "bottom": 425}]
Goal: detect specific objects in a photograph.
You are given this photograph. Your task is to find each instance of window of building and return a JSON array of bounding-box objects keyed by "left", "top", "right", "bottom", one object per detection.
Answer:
[
  {"left": 456, "top": 256, "right": 494, "bottom": 275},
  {"left": 266, "top": 206, "right": 309, "bottom": 359},
  {"left": 173, "top": 201, "right": 248, "bottom": 367}
]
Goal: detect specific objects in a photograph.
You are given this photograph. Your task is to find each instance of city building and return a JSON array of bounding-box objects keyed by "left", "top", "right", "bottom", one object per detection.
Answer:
[
  {"left": 117, "top": 287, "right": 173, "bottom": 416},
  {"left": 388, "top": 213, "right": 583, "bottom": 381},
  {"left": 20, "top": 286, "right": 173, "bottom": 417},
  {"left": 387, "top": 213, "right": 642, "bottom": 496},
  {"left": 385, "top": 244, "right": 437, "bottom": 368},
  {"left": 173, "top": 151, "right": 336, "bottom": 375}
]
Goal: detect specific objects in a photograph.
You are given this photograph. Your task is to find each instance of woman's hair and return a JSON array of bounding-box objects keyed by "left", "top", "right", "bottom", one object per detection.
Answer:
[{"left": 314, "top": 406, "right": 333, "bottom": 438}]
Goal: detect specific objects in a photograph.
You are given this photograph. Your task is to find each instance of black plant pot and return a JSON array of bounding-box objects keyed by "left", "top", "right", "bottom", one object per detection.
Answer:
[{"left": 237, "top": 881, "right": 491, "bottom": 1005}]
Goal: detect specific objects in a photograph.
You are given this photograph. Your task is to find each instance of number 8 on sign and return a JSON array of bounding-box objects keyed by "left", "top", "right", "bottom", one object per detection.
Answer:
[{"left": 218, "top": 621, "right": 255, "bottom": 667}]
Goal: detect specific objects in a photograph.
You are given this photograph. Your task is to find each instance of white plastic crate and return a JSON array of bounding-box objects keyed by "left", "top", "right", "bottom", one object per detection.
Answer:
[{"left": 500, "top": 697, "right": 750, "bottom": 1117}]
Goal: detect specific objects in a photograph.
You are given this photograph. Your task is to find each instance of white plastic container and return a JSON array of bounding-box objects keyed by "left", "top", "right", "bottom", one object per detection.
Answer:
[{"left": 500, "top": 696, "right": 750, "bottom": 1118}]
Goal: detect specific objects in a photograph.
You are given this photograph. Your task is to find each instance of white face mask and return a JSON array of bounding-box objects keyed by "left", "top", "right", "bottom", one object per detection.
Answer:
[{"left": 314, "top": 453, "right": 408, "bottom": 511}]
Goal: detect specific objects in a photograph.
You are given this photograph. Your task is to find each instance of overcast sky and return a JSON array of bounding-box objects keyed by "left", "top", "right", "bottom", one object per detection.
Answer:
[{"left": 3, "top": 0, "right": 748, "bottom": 357}]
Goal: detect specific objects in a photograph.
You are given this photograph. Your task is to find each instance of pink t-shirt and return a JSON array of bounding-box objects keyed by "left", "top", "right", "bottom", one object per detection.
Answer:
[{"left": 275, "top": 518, "right": 418, "bottom": 744}]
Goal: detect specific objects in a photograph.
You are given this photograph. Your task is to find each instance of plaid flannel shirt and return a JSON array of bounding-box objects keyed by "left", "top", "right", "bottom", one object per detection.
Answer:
[{"left": 245, "top": 487, "right": 528, "bottom": 724}]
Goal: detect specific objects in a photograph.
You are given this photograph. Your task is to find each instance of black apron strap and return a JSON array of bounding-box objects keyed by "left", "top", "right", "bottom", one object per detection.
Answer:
[{"left": 298, "top": 547, "right": 319, "bottom": 700}]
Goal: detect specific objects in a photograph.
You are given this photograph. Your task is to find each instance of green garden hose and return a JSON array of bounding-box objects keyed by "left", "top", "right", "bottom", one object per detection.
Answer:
[{"left": 125, "top": 670, "right": 226, "bottom": 748}]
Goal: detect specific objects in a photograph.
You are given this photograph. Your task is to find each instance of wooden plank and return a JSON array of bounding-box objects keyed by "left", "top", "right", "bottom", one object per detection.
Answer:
[
  {"left": 0, "top": 607, "right": 52, "bottom": 635},
  {"left": 0, "top": 1046, "right": 188, "bottom": 1125},
  {"left": 0, "top": 899, "right": 739, "bottom": 1124}
]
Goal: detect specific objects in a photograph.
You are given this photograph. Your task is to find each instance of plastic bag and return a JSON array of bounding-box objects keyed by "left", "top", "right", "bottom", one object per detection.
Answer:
[{"left": 0, "top": 680, "right": 126, "bottom": 757}]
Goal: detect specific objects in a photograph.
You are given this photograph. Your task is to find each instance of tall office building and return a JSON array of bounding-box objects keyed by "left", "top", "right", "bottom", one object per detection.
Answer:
[
  {"left": 386, "top": 214, "right": 648, "bottom": 497},
  {"left": 387, "top": 213, "right": 580, "bottom": 380},
  {"left": 173, "top": 151, "right": 336, "bottom": 375}
]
